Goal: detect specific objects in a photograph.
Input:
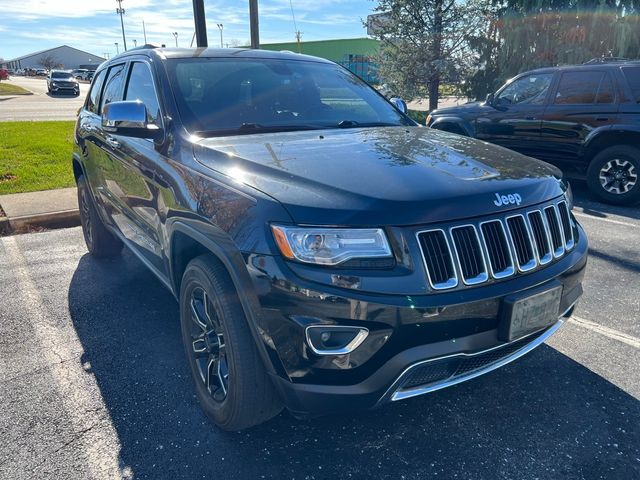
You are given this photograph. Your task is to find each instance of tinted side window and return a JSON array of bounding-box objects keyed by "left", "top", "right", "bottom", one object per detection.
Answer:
[
  {"left": 86, "top": 69, "right": 107, "bottom": 114},
  {"left": 554, "top": 71, "right": 607, "bottom": 104},
  {"left": 596, "top": 74, "right": 615, "bottom": 104},
  {"left": 622, "top": 67, "right": 640, "bottom": 103},
  {"left": 124, "top": 62, "right": 161, "bottom": 125},
  {"left": 496, "top": 73, "right": 553, "bottom": 106},
  {"left": 100, "top": 64, "right": 126, "bottom": 111}
]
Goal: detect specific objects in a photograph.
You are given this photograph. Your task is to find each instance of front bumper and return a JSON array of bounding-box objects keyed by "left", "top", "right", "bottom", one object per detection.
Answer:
[
  {"left": 247, "top": 222, "right": 588, "bottom": 417},
  {"left": 50, "top": 84, "right": 79, "bottom": 93}
]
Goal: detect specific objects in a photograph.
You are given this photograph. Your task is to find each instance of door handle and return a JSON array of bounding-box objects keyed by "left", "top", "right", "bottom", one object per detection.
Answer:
[
  {"left": 595, "top": 117, "right": 609, "bottom": 122},
  {"left": 105, "top": 136, "right": 121, "bottom": 149}
]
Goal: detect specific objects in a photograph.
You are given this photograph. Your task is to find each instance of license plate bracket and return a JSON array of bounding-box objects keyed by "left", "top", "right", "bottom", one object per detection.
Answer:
[{"left": 499, "top": 283, "right": 563, "bottom": 342}]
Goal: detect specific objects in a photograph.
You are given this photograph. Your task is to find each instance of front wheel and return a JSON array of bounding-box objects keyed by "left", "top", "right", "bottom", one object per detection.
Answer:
[
  {"left": 587, "top": 146, "right": 640, "bottom": 205},
  {"left": 180, "top": 255, "right": 282, "bottom": 431}
]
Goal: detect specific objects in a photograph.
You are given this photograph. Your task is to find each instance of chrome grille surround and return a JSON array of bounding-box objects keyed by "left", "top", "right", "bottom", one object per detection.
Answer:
[
  {"left": 416, "top": 198, "right": 576, "bottom": 291},
  {"left": 449, "top": 224, "right": 489, "bottom": 286}
]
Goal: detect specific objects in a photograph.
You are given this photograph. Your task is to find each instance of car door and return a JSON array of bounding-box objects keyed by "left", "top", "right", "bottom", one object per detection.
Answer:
[
  {"left": 539, "top": 70, "right": 619, "bottom": 167},
  {"left": 76, "top": 68, "right": 109, "bottom": 202},
  {"left": 99, "top": 59, "right": 171, "bottom": 276},
  {"left": 475, "top": 72, "right": 554, "bottom": 158}
]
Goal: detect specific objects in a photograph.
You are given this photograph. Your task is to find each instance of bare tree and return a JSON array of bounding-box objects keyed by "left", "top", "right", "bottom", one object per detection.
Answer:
[{"left": 38, "top": 54, "right": 61, "bottom": 71}]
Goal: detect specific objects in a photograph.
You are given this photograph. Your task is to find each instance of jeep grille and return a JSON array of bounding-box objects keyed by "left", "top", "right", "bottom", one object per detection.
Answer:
[{"left": 417, "top": 200, "right": 575, "bottom": 290}]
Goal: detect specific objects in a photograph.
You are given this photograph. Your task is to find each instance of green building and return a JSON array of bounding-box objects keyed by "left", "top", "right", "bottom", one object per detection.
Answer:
[{"left": 259, "top": 38, "right": 380, "bottom": 83}]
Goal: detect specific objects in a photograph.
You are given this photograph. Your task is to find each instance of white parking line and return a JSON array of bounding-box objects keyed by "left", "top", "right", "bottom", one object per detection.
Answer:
[
  {"left": 573, "top": 210, "right": 638, "bottom": 229},
  {"left": 2, "top": 236, "right": 128, "bottom": 479},
  {"left": 569, "top": 315, "right": 640, "bottom": 349}
]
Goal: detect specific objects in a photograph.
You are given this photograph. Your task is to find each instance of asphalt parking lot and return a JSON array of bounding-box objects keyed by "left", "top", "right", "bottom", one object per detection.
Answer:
[
  {"left": 0, "top": 182, "right": 638, "bottom": 480},
  {"left": 0, "top": 76, "right": 87, "bottom": 121}
]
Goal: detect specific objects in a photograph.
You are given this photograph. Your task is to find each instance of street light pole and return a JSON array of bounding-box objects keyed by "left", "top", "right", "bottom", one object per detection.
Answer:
[
  {"left": 142, "top": 19, "right": 147, "bottom": 44},
  {"left": 116, "top": 0, "right": 127, "bottom": 51},
  {"left": 172, "top": 32, "right": 179, "bottom": 47},
  {"left": 249, "top": 0, "right": 259, "bottom": 49},
  {"left": 217, "top": 23, "right": 224, "bottom": 48},
  {"left": 115, "top": 42, "right": 119, "bottom": 54}
]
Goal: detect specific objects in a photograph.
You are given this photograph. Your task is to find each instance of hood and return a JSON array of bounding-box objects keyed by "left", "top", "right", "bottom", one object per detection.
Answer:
[
  {"left": 193, "top": 127, "right": 564, "bottom": 226},
  {"left": 431, "top": 101, "right": 490, "bottom": 117}
]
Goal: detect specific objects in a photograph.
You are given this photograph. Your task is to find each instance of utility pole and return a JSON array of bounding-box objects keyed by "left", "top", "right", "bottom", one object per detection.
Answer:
[
  {"left": 172, "top": 32, "right": 179, "bottom": 47},
  {"left": 116, "top": 0, "right": 127, "bottom": 51},
  {"left": 192, "top": 0, "right": 208, "bottom": 47},
  {"left": 217, "top": 23, "right": 224, "bottom": 48},
  {"left": 249, "top": 0, "right": 259, "bottom": 49},
  {"left": 114, "top": 42, "right": 119, "bottom": 54},
  {"left": 295, "top": 30, "right": 302, "bottom": 53},
  {"left": 142, "top": 20, "right": 147, "bottom": 44}
]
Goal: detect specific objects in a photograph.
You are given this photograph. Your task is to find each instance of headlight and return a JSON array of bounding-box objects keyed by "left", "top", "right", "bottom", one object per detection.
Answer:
[
  {"left": 271, "top": 225, "right": 392, "bottom": 265},
  {"left": 564, "top": 181, "right": 574, "bottom": 210},
  {"left": 426, "top": 114, "right": 432, "bottom": 126}
]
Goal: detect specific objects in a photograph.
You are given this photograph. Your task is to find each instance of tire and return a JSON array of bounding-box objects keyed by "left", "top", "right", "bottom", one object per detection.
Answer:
[
  {"left": 77, "top": 175, "right": 123, "bottom": 258},
  {"left": 180, "top": 255, "right": 282, "bottom": 431},
  {"left": 587, "top": 145, "right": 640, "bottom": 205}
]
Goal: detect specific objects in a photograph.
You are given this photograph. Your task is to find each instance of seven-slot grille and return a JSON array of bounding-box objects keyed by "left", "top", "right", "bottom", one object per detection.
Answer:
[{"left": 417, "top": 200, "right": 575, "bottom": 290}]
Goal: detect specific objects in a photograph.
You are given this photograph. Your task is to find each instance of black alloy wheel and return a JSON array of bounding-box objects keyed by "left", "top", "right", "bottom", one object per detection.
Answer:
[
  {"left": 188, "top": 286, "right": 230, "bottom": 402},
  {"left": 79, "top": 185, "right": 93, "bottom": 247},
  {"left": 180, "top": 255, "right": 282, "bottom": 430}
]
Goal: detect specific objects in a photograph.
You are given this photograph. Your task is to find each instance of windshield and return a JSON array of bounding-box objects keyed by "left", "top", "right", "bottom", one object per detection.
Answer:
[
  {"left": 167, "top": 57, "right": 412, "bottom": 136},
  {"left": 52, "top": 72, "right": 73, "bottom": 79}
]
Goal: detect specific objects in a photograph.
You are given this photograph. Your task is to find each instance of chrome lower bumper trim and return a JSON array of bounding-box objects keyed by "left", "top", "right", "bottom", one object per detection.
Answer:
[{"left": 385, "top": 315, "right": 568, "bottom": 403}]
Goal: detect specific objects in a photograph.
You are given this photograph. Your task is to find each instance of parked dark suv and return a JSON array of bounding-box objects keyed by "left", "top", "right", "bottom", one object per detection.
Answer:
[
  {"left": 427, "top": 61, "right": 640, "bottom": 205},
  {"left": 73, "top": 47, "right": 587, "bottom": 430},
  {"left": 47, "top": 70, "right": 80, "bottom": 96}
]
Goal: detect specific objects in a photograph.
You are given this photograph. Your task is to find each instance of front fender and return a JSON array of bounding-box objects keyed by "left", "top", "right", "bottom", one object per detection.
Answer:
[
  {"left": 167, "top": 219, "right": 288, "bottom": 378},
  {"left": 430, "top": 116, "right": 475, "bottom": 137}
]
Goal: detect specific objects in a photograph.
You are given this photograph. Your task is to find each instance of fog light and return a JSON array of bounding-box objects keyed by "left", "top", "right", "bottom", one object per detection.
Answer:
[{"left": 305, "top": 325, "right": 369, "bottom": 355}]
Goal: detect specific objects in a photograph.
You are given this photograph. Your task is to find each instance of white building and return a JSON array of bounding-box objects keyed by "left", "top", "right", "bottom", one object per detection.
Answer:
[{"left": 6, "top": 45, "right": 105, "bottom": 71}]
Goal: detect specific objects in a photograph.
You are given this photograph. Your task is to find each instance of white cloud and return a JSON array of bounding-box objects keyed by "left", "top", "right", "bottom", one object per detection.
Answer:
[{"left": 0, "top": 0, "right": 153, "bottom": 20}]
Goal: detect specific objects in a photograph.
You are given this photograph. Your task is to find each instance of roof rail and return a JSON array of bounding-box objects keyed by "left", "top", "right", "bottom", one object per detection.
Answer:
[
  {"left": 126, "top": 44, "right": 162, "bottom": 52},
  {"left": 583, "top": 57, "right": 630, "bottom": 64}
]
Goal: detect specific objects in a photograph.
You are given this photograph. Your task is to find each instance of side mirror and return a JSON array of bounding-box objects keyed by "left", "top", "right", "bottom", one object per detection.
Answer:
[
  {"left": 389, "top": 97, "right": 408, "bottom": 115},
  {"left": 102, "top": 100, "right": 162, "bottom": 139},
  {"left": 485, "top": 93, "right": 495, "bottom": 106}
]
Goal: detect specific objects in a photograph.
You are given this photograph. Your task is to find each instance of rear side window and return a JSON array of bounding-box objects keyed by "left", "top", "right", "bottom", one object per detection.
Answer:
[
  {"left": 124, "top": 62, "right": 161, "bottom": 126},
  {"left": 100, "top": 64, "right": 126, "bottom": 111},
  {"left": 554, "top": 71, "right": 614, "bottom": 104},
  {"left": 622, "top": 67, "right": 640, "bottom": 103},
  {"left": 86, "top": 69, "right": 106, "bottom": 114}
]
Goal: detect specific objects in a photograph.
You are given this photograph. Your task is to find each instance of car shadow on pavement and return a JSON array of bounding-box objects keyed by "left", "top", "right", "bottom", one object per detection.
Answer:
[
  {"left": 67, "top": 251, "right": 640, "bottom": 480},
  {"left": 570, "top": 179, "right": 640, "bottom": 221}
]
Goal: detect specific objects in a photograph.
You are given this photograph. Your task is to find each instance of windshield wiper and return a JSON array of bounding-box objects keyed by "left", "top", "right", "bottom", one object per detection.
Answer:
[
  {"left": 337, "top": 120, "right": 401, "bottom": 129},
  {"left": 196, "top": 123, "right": 326, "bottom": 137}
]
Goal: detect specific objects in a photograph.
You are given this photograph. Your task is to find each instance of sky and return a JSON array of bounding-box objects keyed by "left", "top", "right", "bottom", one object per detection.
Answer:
[{"left": 0, "top": 0, "right": 377, "bottom": 61}]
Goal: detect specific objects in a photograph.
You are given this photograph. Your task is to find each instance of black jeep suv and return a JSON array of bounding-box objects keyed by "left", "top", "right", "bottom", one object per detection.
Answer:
[
  {"left": 73, "top": 47, "right": 587, "bottom": 430},
  {"left": 427, "top": 61, "right": 640, "bottom": 205}
]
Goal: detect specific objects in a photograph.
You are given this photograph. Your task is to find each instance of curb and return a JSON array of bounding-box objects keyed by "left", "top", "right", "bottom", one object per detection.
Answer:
[{"left": 1, "top": 209, "right": 80, "bottom": 234}]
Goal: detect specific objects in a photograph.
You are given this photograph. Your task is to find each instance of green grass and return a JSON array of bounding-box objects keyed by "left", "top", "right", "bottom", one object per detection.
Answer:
[
  {"left": 0, "top": 121, "right": 76, "bottom": 194},
  {"left": 0, "top": 82, "right": 32, "bottom": 96}
]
